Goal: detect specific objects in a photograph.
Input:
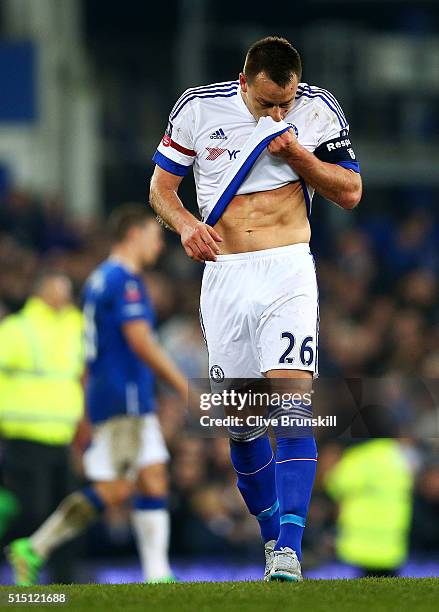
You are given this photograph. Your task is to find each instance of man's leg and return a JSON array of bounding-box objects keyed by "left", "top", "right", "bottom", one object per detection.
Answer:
[
  {"left": 229, "top": 432, "right": 280, "bottom": 581},
  {"left": 8, "top": 413, "right": 138, "bottom": 585},
  {"left": 132, "top": 463, "right": 173, "bottom": 582},
  {"left": 200, "top": 256, "right": 278, "bottom": 575},
  {"left": 266, "top": 370, "right": 317, "bottom": 581},
  {"left": 7, "top": 481, "right": 130, "bottom": 586},
  {"left": 2, "top": 440, "right": 55, "bottom": 585},
  {"left": 1, "top": 440, "right": 52, "bottom": 543},
  {"left": 130, "top": 413, "right": 173, "bottom": 583},
  {"left": 274, "top": 437, "right": 317, "bottom": 555},
  {"left": 229, "top": 434, "right": 280, "bottom": 544},
  {"left": 46, "top": 445, "right": 82, "bottom": 584}
]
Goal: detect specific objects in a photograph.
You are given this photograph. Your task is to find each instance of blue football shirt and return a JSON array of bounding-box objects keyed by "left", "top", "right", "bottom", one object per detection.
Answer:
[{"left": 82, "top": 258, "right": 156, "bottom": 424}]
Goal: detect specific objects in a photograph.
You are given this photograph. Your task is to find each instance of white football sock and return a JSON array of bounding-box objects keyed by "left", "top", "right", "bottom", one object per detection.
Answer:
[
  {"left": 131, "top": 509, "right": 172, "bottom": 581},
  {"left": 30, "top": 492, "right": 97, "bottom": 559}
]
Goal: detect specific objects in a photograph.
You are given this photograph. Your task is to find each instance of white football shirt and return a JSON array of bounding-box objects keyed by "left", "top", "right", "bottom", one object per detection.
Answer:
[{"left": 153, "top": 81, "right": 359, "bottom": 223}]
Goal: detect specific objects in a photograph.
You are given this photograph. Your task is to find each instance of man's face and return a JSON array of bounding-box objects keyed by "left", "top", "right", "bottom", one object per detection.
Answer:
[
  {"left": 240, "top": 71, "right": 299, "bottom": 122},
  {"left": 137, "top": 220, "right": 165, "bottom": 267},
  {"left": 40, "top": 276, "right": 72, "bottom": 311}
]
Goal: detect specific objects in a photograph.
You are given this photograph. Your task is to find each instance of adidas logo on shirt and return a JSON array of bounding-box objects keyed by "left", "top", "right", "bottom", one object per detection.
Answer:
[{"left": 210, "top": 128, "right": 228, "bottom": 140}]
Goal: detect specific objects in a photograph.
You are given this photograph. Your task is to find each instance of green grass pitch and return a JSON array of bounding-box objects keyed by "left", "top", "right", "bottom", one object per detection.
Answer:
[{"left": 1, "top": 579, "right": 438, "bottom": 611}]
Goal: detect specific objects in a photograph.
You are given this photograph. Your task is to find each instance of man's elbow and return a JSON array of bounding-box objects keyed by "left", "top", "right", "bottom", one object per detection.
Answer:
[
  {"left": 339, "top": 180, "right": 362, "bottom": 210},
  {"left": 340, "top": 192, "right": 361, "bottom": 211}
]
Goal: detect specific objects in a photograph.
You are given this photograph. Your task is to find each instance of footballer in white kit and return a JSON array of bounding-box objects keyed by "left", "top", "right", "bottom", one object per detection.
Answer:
[
  {"left": 151, "top": 36, "right": 361, "bottom": 582},
  {"left": 153, "top": 73, "right": 359, "bottom": 381}
]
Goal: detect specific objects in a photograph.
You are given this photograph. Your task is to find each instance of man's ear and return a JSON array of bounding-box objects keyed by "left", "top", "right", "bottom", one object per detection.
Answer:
[{"left": 239, "top": 72, "right": 247, "bottom": 93}]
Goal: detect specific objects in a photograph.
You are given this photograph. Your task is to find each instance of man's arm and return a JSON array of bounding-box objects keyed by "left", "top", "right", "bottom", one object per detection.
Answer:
[
  {"left": 123, "top": 318, "right": 187, "bottom": 399},
  {"left": 150, "top": 166, "right": 223, "bottom": 262},
  {"left": 149, "top": 166, "right": 188, "bottom": 232},
  {"left": 268, "top": 129, "right": 362, "bottom": 210}
]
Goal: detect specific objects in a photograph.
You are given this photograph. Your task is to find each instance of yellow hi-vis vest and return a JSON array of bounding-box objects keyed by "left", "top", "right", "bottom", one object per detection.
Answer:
[
  {"left": 0, "top": 297, "right": 84, "bottom": 445},
  {"left": 325, "top": 439, "right": 413, "bottom": 569}
]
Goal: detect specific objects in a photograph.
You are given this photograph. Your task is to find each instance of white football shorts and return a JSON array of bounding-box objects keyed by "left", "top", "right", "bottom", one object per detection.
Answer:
[
  {"left": 83, "top": 413, "right": 169, "bottom": 481},
  {"left": 199, "top": 243, "right": 319, "bottom": 381}
]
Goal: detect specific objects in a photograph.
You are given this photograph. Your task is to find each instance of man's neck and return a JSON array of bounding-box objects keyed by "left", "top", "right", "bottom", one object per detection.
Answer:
[
  {"left": 110, "top": 247, "right": 140, "bottom": 274},
  {"left": 240, "top": 88, "right": 253, "bottom": 117}
]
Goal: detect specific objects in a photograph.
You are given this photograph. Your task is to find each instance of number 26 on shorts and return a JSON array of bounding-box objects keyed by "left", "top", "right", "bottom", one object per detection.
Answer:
[{"left": 279, "top": 332, "right": 314, "bottom": 367}]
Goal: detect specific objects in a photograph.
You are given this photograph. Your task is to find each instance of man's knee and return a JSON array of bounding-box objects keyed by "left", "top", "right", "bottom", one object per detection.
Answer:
[
  {"left": 57, "top": 491, "right": 99, "bottom": 527},
  {"left": 94, "top": 480, "right": 134, "bottom": 506},
  {"left": 228, "top": 424, "right": 268, "bottom": 442},
  {"left": 136, "top": 464, "right": 168, "bottom": 497}
]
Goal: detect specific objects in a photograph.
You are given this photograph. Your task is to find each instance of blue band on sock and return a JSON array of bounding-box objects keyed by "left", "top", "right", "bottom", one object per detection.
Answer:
[
  {"left": 280, "top": 513, "right": 306, "bottom": 527},
  {"left": 256, "top": 499, "right": 279, "bottom": 522},
  {"left": 82, "top": 487, "right": 105, "bottom": 513},
  {"left": 133, "top": 495, "right": 167, "bottom": 511}
]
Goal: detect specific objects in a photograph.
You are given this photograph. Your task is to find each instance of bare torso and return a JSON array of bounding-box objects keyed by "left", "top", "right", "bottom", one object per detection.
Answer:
[{"left": 214, "top": 181, "right": 310, "bottom": 254}]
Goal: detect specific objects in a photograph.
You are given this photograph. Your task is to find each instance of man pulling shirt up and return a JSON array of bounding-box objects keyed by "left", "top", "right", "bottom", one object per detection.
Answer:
[{"left": 150, "top": 36, "right": 362, "bottom": 582}]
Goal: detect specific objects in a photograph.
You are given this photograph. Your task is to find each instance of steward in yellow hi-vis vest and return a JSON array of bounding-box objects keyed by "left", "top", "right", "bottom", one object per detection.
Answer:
[
  {"left": 0, "top": 279, "right": 84, "bottom": 445},
  {"left": 325, "top": 439, "right": 413, "bottom": 575},
  {"left": 0, "top": 272, "right": 84, "bottom": 583}
]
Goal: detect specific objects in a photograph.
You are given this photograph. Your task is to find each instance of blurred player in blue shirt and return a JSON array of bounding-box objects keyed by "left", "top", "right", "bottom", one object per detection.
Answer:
[
  {"left": 83, "top": 236, "right": 158, "bottom": 423},
  {"left": 7, "top": 204, "right": 187, "bottom": 585}
]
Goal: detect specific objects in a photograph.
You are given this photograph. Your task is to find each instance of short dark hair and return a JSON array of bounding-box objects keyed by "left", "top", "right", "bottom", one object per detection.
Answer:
[
  {"left": 244, "top": 36, "right": 302, "bottom": 87},
  {"left": 108, "top": 203, "right": 153, "bottom": 243}
]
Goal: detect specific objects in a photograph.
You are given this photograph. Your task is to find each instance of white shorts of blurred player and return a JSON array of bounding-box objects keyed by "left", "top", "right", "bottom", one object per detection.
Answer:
[
  {"left": 83, "top": 414, "right": 169, "bottom": 481},
  {"left": 200, "top": 243, "right": 319, "bottom": 381}
]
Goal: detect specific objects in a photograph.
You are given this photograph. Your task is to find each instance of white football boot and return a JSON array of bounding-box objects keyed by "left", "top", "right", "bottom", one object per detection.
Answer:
[
  {"left": 269, "top": 547, "right": 303, "bottom": 582},
  {"left": 263, "top": 540, "right": 276, "bottom": 581}
]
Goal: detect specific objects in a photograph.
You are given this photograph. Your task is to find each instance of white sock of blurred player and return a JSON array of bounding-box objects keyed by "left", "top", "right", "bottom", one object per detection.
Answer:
[
  {"left": 131, "top": 497, "right": 172, "bottom": 581},
  {"left": 28, "top": 488, "right": 104, "bottom": 560}
]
